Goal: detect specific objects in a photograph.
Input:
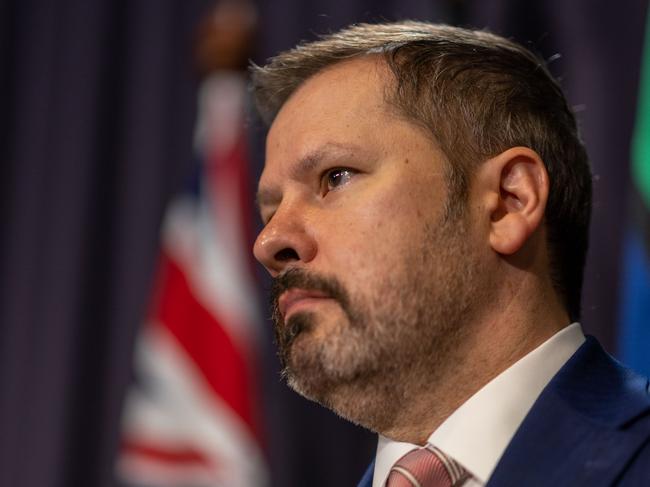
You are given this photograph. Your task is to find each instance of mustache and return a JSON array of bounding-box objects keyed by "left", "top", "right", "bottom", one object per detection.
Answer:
[{"left": 270, "top": 268, "right": 352, "bottom": 320}]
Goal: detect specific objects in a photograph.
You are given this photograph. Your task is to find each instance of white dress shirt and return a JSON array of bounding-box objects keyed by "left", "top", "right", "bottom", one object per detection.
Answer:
[{"left": 372, "top": 323, "right": 586, "bottom": 487}]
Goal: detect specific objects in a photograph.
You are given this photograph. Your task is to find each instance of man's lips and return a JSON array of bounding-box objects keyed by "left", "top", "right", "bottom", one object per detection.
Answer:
[{"left": 278, "top": 288, "right": 332, "bottom": 319}]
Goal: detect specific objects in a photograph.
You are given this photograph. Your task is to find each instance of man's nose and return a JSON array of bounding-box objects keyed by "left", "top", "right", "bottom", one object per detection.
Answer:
[{"left": 253, "top": 206, "right": 317, "bottom": 276}]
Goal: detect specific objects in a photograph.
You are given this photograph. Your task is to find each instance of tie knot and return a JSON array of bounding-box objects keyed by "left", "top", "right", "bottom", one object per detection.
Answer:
[{"left": 386, "top": 445, "right": 469, "bottom": 487}]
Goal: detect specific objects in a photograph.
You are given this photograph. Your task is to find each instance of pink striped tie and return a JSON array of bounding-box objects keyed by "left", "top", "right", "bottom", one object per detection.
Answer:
[{"left": 386, "top": 444, "right": 469, "bottom": 487}]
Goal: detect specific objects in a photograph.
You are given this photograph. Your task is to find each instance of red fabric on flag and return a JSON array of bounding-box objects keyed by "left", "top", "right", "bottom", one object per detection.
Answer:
[
  {"left": 122, "top": 439, "right": 212, "bottom": 467},
  {"left": 151, "top": 251, "right": 260, "bottom": 437}
]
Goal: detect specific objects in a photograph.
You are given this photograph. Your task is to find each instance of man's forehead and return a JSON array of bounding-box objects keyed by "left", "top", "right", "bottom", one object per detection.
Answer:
[
  {"left": 280, "top": 54, "right": 390, "bottom": 105},
  {"left": 263, "top": 58, "right": 394, "bottom": 161},
  {"left": 268, "top": 57, "right": 392, "bottom": 135}
]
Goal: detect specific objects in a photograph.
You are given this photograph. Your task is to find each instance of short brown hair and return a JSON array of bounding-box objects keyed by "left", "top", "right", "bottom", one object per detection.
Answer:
[{"left": 250, "top": 21, "right": 592, "bottom": 321}]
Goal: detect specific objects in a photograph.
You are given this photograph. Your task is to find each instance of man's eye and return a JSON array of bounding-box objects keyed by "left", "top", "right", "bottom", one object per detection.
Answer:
[{"left": 323, "top": 168, "right": 355, "bottom": 192}]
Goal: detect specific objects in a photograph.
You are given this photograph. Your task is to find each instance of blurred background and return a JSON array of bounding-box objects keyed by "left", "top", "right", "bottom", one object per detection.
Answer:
[{"left": 1, "top": 0, "right": 649, "bottom": 486}]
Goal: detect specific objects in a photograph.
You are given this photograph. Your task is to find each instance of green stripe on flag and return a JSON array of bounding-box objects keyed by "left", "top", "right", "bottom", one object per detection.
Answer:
[{"left": 633, "top": 12, "right": 650, "bottom": 209}]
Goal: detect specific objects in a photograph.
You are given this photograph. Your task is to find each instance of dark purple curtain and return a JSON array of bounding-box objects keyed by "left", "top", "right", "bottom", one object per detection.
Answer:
[
  {"left": 1, "top": 1, "right": 647, "bottom": 487},
  {"left": 0, "top": 1, "right": 208, "bottom": 486}
]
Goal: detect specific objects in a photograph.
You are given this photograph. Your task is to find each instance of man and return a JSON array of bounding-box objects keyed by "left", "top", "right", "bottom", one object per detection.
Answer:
[{"left": 251, "top": 22, "right": 650, "bottom": 486}]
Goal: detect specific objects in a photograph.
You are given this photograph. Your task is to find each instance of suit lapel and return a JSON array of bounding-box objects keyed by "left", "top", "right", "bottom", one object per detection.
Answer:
[
  {"left": 357, "top": 460, "right": 374, "bottom": 487},
  {"left": 487, "top": 337, "right": 650, "bottom": 487}
]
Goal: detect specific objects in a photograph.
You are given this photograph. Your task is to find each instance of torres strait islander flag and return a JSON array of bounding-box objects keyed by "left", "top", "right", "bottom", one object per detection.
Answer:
[
  {"left": 619, "top": 11, "right": 650, "bottom": 378},
  {"left": 117, "top": 73, "right": 268, "bottom": 487}
]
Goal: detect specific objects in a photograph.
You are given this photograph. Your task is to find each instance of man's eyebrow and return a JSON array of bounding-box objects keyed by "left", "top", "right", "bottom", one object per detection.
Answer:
[
  {"left": 288, "top": 142, "right": 364, "bottom": 179},
  {"left": 256, "top": 141, "right": 366, "bottom": 213}
]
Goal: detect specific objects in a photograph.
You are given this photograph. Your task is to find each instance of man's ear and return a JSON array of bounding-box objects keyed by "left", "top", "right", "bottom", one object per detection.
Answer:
[{"left": 478, "top": 147, "right": 549, "bottom": 255}]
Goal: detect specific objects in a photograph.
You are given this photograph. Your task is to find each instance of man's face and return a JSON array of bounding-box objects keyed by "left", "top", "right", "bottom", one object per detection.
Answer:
[{"left": 254, "top": 57, "right": 484, "bottom": 427}]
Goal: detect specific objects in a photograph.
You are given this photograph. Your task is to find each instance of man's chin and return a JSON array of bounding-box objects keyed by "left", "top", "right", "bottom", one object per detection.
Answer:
[
  {"left": 284, "top": 366, "right": 335, "bottom": 404},
  {"left": 284, "top": 361, "right": 395, "bottom": 432},
  {"left": 276, "top": 309, "right": 396, "bottom": 428},
  {"left": 284, "top": 363, "right": 357, "bottom": 414}
]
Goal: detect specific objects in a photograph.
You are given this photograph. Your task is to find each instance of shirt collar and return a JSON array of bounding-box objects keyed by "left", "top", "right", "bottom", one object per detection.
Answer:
[{"left": 373, "top": 323, "right": 585, "bottom": 487}]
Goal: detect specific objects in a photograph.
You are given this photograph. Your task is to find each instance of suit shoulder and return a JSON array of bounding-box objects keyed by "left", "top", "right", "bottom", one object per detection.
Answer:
[{"left": 617, "top": 420, "right": 650, "bottom": 486}]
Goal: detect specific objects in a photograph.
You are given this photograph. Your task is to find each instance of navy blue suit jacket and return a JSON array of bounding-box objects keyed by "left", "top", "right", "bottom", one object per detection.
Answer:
[{"left": 357, "top": 337, "right": 650, "bottom": 486}]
